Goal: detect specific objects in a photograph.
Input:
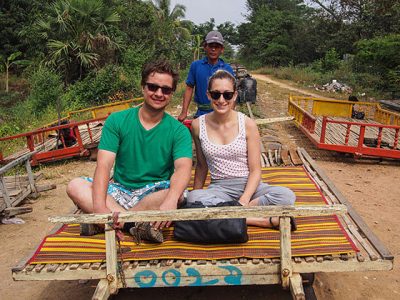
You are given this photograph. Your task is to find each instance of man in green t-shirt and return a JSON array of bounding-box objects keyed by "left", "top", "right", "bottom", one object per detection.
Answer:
[{"left": 67, "top": 60, "right": 193, "bottom": 242}]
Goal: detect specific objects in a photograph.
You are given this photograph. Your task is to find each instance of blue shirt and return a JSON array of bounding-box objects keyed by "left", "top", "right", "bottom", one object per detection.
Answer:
[{"left": 186, "top": 57, "right": 234, "bottom": 116}]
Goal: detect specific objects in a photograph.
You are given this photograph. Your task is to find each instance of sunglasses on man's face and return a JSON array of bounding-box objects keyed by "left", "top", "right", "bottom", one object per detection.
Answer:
[
  {"left": 145, "top": 82, "right": 174, "bottom": 95},
  {"left": 209, "top": 90, "right": 235, "bottom": 101}
]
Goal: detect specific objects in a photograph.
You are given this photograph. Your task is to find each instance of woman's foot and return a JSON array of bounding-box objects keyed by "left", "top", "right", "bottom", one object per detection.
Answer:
[{"left": 269, "top": 216, "right": 297, "bottom": 231}]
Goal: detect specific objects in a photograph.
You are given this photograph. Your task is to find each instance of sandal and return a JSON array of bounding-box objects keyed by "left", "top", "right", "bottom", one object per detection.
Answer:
[
  {"left": 269, "top": 216, "right": 297, "bottom": 231},
  {"left": 80, "top": 224, "right": 103, "bottom": 236},
  {"left": 129, "top": 222, "right": 164, "bottom": 245}
]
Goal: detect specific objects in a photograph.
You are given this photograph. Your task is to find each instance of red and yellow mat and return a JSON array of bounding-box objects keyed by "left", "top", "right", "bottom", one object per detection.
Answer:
[{"left": 29, "top": 167, "right": 358, "bottom": 264}]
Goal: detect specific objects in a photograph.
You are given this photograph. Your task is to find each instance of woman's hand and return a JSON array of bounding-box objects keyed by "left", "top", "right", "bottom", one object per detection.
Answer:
[{"left": 239, "top": 197, "right": 251, "bottom": 206}]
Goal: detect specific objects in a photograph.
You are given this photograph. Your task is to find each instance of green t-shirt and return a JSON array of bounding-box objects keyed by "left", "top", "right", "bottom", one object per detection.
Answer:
[{"left": 99, "top": 107, "right": 192, "bottom": 189}]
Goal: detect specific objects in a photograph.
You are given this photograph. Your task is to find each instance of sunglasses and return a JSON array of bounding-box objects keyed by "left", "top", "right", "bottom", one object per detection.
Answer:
[
  {"left": 145, "top": 82, "right": 174, "bottom": 95},
  {"left": 209, "top": 91, "right": 235, "bottom": 101}
]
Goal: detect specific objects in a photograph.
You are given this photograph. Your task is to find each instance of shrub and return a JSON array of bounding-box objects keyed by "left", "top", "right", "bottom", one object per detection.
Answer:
[
  {"left": 62, "top": 64, "right": 131, "bottom": 111},
  {"left": 27, "top": 67, "right": 63, "bottom": 114},
  {"left": 121, "top": 46, "right": 153, "bottom": 93}
]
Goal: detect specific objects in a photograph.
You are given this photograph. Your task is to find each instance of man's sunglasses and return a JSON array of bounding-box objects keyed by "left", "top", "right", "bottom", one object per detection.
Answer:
[
  {"left": 145, "top": 82, "right": 174, "bottom": 95},
  {"left": 209, "top": 91, "right": 235, "bottom": 101}
]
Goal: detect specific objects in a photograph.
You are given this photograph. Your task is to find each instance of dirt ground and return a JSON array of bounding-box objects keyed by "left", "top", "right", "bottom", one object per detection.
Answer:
[{"left": 0, "top": 75, "right": 399, "bottom": 299}]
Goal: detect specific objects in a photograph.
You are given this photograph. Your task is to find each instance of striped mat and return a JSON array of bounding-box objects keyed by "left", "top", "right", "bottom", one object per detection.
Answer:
[{"left": 29, "top": 167, "right": 358, "bottom": 264}]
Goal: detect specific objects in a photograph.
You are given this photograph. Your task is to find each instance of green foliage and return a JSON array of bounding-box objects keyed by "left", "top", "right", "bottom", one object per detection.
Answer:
[
  {"left": 33, "top": 0, "right": 121, "bottom": 83},
  {"left": 62, "top": 64, "right": 130, "bottom": 110},
  {"left": 27, "top": 67, "right": 63, "bottom": 114},
  {"left": 354, "top": 34, "right": 400, "bottom": 95},
  {"left": 121, "top": 46, "right": 153, "bottom": 93},
  {"left": 238, "top": 1, "right": 311, "bottom": 66},
  {"left": 321, "top": 48, "right": 341, "bottom": 72}
]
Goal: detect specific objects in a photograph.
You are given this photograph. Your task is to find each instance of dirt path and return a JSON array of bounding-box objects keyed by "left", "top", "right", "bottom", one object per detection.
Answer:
[
  {"left": 1, "top": 74, "right": 399, "bottom": 299},
  {"left": 252, "top": 74, "right": 336, "bottom": 100}
]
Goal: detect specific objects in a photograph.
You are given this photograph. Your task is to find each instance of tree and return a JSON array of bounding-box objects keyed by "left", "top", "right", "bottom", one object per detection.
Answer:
[
  {"left": 0, "top": 51, "right": 30, "bottom": 92},
  {"left": 34, "top": 0, "right": 121, "bottom": 83},
  {"left": 238, "top": 1, "right": 312, "bottom": 66},
  {"left": 148, "top": 0, "right": 191, "bottom": 66}
]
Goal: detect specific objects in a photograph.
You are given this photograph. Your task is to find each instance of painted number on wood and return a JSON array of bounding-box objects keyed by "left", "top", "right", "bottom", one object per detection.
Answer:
[{"left": 133, "top": 265, "right": 243, "bottom": 287}]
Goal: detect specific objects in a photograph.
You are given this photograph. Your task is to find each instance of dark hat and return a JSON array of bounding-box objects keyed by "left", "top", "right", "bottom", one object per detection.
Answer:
[{"left": 205, "top": 31, "right": 224, "bottom": 46}]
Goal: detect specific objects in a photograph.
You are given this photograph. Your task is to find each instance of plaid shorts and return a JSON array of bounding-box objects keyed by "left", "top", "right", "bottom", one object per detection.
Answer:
[{"left": 83, "top": 177, "right": 170, "bottom": 210}]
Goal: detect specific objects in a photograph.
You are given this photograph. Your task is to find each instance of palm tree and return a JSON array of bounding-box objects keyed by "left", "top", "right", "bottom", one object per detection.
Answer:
[
  {"left": 149, "top": 0, "right": 190, "bottom": 63},
  {"left": 35, "top": 0, "right": 121, "bottom": 83}
]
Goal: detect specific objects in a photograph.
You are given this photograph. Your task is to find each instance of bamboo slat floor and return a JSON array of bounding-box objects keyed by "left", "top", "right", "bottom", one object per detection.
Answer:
[{"left": 314, "top": 117, "right": 400, "bottom": 150}]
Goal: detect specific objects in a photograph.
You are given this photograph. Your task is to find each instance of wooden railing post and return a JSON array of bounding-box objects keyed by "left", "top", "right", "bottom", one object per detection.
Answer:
[
  {"left": 280, "top": 217, "right": 292, "bottom": 289},
  {"left": 105, "top": 224, "right": 119, "bottom": 295},
  {"left": 320, "top": 117, "right": 327, "bottom": 143}
]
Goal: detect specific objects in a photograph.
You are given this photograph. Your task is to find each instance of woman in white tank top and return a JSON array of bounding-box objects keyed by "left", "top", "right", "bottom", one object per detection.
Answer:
[{"left": 189, "top": 70, "right": 296, "bottom": 229}]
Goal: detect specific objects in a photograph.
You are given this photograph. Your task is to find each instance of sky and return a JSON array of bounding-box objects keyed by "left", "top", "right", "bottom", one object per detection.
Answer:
[{"left": 169, "top": 0, "right": 248, "bottom": 25}]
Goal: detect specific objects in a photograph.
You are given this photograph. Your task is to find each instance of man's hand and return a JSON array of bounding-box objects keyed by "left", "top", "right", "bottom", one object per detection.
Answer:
[
  {"left": 177, "top": 111, "right": 187, "bottom": 122},
  {"left": 151, "top": 201, "right": 177, "bottom": 230}
]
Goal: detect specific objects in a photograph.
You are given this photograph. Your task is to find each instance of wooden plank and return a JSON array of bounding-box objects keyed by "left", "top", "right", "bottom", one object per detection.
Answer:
[
  {"left": 93, "top": 279, "right": 110, "bottom": 300},
  {"left": 0, "top": 176, "right": 12, "bottom": 208},
  {"left": 281, "top": 148, "right": 291, "bottom": 166},
  {"left": 290, "top": 274, "right": 305, "bottom": 300},
  {"left": 298, "top": 147, "right": 394, "bottom": 260},
  {"left": 105, "top": 224, "right": 118, "bottom": 294},
  {"left": 3, "top": 206, "right": 32, "bottom": 217},
  {"left": 36, "top": 184, "right": 57, "bottom": 193},
  {"left": 289, "top": 148, "right": 302, "bottom": 165},
  {"left": 13, "top": 259, "right": 392, "bottom": 282},
  {"left": 280, "top": 217, "right": 292, "bottom": 289},
  {"left": 25, "top": 159, "right": 38, "bottom": 198},
  {"left": 255, "top": 116, "right": 294, "bottom": 125},
  {"left": 0, "top": 151, "right": 36, "bottom": 175},
  {"left": 49, "top": 205, "right": 347, "bottom": 224},
  {"left": 246, "top": 102, "right": 254, "bottom": 119}
]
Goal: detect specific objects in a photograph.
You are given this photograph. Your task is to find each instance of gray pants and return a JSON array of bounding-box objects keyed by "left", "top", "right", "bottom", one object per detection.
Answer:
[{"left": 187, "top": 177, "right": 296, "bottom": 207}]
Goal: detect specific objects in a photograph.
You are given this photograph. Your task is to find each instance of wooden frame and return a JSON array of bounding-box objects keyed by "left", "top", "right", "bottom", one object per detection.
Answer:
[
  {"left": 12, "top": 148, "right": 393, "bottom": 300},
  {"left": 288, "top": 95, "right": 400, "bottom": 159}
]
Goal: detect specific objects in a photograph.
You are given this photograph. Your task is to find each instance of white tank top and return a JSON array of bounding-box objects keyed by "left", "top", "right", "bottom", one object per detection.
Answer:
[{"left": 199, "top": 112, "right": 249, "bottom": 180}]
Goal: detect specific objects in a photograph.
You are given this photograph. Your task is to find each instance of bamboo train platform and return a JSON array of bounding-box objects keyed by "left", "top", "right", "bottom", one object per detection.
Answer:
[
  {"left": 288, "top": 95, "right": 400, "bottom": 159},
  {"left": 0, "top": 151, "right": 56, "bottom": 217},
  {"left": 12, "top": 148, "right": 393, "bottom": 300},
  {"left": 0, "top": 99, "right": 143, "bottom": 166}
]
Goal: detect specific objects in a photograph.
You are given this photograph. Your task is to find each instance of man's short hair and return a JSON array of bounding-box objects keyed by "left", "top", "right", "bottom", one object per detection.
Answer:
[{"left": 141, "top": 60, "right": 179, "bottom": 91}]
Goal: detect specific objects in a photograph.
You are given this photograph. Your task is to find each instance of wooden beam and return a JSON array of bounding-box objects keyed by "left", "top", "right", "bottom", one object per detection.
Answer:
[
  {"left": 0, "top": 176, "right": 12, "bottom": 208},
  {"left": 36, "top": 184, "right": 57, "bottom": 193},
  {"left": 290, "top": 274, "right": 305, "bottom": 300},
  {"left": 3, "top": 206, "right": 32, "bottom": 217},
  {"left": 0, "top": 151, "right": 36, "bottom": 175},
  {"left": 280, "top": 217, "right": 292, "bottom": 289},
  {"left": 298, "top": 147, "right": 394, "bottom": 260},
  {"left": 104, "top": 224, "right": 118, "bottom": 295},
  {"left": 49, "top": 205, "right": 347, "bottom": 224},
  {"left": 246, "top": 102, "right": 254, "bottom": 119},
  {"left": 13, "top": 259, "right": 392, "bottom": 283},
  {"left": 92, "top": 279, "right": 111, "bottom": 300},
  {"left": 255, "top": 116, "right": 294, "bottom": 125},
  {"left": 25, "top": 158, "right": 38, "bottom": 198}
]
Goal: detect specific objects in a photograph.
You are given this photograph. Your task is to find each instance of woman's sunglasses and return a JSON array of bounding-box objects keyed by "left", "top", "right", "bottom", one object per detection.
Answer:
[
  {"left": 209, "top": 91, "right": 235, "bottom": 101},
  {"left": 145, "top": 82, "right": 174, "bottom": 95}
]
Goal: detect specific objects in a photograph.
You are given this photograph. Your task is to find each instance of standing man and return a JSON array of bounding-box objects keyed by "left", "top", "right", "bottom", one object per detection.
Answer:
[
  {"left": 67, "top": 60, "right": 193, "bottom": 243},
  {"left": 177, "top": 30, "right": 235, "bottom": 121}
]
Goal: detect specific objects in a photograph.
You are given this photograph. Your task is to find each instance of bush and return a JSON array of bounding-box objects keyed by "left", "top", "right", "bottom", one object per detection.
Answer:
[
  {"left": 62, "top": 65, "right": 132, "bottom": 111},
  {"left": 27, "top": 67, "right": 63, "bottom": 114},
  {"left": 321, "top": 48, "right": 341, "bottom": 72},
  {"left": 121, "top": 46, "right": 153, "bottom": 94}
]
